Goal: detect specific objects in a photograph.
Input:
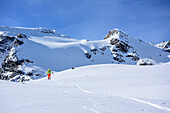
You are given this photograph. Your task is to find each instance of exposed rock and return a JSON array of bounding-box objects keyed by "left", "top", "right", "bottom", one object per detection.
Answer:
[
  {"left": 138, "top": 39, "right": 143, "bottom": 43},
  {"left": 100, "top": 47, "right": 106, "bottom": 51},
  {"left": 26, "top": 72, "right": 33, "bottom": 76},
  {"left": 110, "top": 38, "right": 119, "bottom": 45},
  {"left": 164, "top": 49, "right": 170, "bottom": 52},
  {"left": 0, "top": 34, "right": 42, "bottom": 82},
  {"left": 112, "top": 53, "right": 125, "bottom": 63},
  {"left": 164, "top": 41, "right": 170, "bottom": 48},
  {"left": 137, "top": 58, "right": 157, "bottom": 66},
  {"left": 101, "top": 52, "right": 104, "bottom": 55},
  {"left": 0, "top": 35, "right": 15, "bottom": 42},
  {"left": 17, "top": 33, "right": 27, "bottom": 38},
  {"left": 104, "top": 29, "right": 119, "bottom": 39},
  {"left": 39, "top": 28, "right": 55, "bottom": 34},
  {"left": 85, "top": 52, "right": 91, "bottom": 59},
  {"left": 13, "top": 39, "right": 24, "bottom": 46},
  {"left": 126, "top": 53, "right": 140, "bottom": 62},
  {"left": 25, "top": 59, "right": 34, "bottom": 63},
  {"left": 110, "top": 38, "right": 130, "bottom": 53},
  {"left": 104, "top": 29, "right": 129, "bottom": 40},
  {"left": 15, "top": 70, "right": 25, "bottom": 75},
  {"left": 35, "top": 74, "right": 42, "bottom": 76},
  {"left": 1, "top": 45, "right": 25, "bottom": 80},
  {"left": 91, "top": 49, "right": 98, "bottom": 55},
  {"left": 156, "top": 40, "right": 170, "bottom": 52},
  {"left": 112, "top": 49, "right": 118, "bottom": 52},
  {"left": 113, "top": 57, "right": 125, "bottom": 63},
  {"left": 0, "top": 35, "right": 15, "bottom": 56},
  {"left": 0, "top": 48, "right": 5, "bottom": 53}
]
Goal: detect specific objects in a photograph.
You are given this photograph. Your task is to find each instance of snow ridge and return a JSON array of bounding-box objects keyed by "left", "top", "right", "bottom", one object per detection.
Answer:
[{"left": 0, "top": 26, "right": 69, "bottom": 38}]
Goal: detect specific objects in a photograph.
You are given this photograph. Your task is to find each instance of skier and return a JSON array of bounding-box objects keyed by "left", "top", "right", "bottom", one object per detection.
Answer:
[{"left": 47, "top": 68, "right": 53, "bottom": 80}]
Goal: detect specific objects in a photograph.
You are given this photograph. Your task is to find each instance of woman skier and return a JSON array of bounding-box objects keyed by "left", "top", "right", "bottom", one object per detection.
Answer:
[{"left": 47, "top": 68, "right": 53, "bottom": 80}]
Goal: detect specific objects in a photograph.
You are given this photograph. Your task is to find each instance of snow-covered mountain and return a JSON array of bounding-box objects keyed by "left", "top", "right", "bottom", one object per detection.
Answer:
[{"left": 0, "top": 26, "right": 169, "bottom": 82}]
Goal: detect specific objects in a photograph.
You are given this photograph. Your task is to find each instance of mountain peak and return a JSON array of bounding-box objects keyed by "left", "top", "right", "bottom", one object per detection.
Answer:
[{"left": 104, "top": 29, "right": 129, "bottom": 40}]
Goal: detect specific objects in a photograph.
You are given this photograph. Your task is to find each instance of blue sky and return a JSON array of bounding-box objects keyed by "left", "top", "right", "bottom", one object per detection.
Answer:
[{"left": 0, "top": 0, "right": 170, "bottom": 43}]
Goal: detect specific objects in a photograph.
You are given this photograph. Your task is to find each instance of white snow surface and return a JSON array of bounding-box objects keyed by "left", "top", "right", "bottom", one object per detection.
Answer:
[{"left": 0, "top": 63, "right": 170, "bottom": 113}]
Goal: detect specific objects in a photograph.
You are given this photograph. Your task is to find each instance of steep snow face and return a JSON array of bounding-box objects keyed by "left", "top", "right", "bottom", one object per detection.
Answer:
[
  {"left": 0, "top": 26, "right": 170, "bottom": 81},
  {"left": 18, "top": 37, "right": 111, "bottom": 71}
]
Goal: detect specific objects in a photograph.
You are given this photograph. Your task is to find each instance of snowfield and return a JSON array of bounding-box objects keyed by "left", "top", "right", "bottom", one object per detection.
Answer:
[{"left": 0, "top": 63, "right": 170, "bottom": 113}]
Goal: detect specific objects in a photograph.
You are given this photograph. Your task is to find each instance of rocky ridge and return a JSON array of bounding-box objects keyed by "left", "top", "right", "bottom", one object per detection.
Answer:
[
  {"left": 156, "top": 40, "right": 170, "bottom": 52},
  {"left": 0, "top": 34, "right": 43, "bottom": 82}
]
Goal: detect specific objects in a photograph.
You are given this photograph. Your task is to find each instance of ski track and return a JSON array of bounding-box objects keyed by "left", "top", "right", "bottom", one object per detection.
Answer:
[
  {"left": 123, "top": 96, "right": 170, "bottom": 112},
  {"left": 73, "top": 84, "right": 93, "bottom": 94},
  {"left": 52, "top": 80, "right": 93, "bottom": 94},
  {"left": 52, "top": 80, "right": 170, "bottom": 112},
  {"left": 73, "top": 84, "right": 170, "bottom": 112},
  {"left": 83, "top": 106, "right": 101, "bottom": 113},
  {"left": 52, "top": 80, "right": 101, "bottom": 113}
]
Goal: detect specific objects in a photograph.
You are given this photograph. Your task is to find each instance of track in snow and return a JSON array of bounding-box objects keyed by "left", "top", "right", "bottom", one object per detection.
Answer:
[
  {"left": 123, "top": 96, "right": 170, "bottom": 112},
  {"left": 53, "top": 80, "right": 170, "bottom": 113}
]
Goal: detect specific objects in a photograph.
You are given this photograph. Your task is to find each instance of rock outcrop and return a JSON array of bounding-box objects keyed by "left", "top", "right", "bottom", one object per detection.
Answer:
[
  {"left": 0, "top": 34, "right": 43, "bottom": 82},
  {"left": 156, "top": 40, "right": 170, "bottom": 52}
]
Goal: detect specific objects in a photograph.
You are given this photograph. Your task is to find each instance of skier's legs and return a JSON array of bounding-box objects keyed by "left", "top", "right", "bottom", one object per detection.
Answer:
[{"left": 48, "top": 74, "right": 51, "bottom": 80}]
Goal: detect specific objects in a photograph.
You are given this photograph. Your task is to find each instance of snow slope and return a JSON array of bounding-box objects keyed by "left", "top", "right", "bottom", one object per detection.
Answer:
[{"left": 0, "top": 63, "right": 170, "bottom": 113}]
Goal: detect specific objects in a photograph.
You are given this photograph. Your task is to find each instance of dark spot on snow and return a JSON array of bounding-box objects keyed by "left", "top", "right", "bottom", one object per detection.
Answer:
[
  {"left": 91, "top": 49, "right": 98, "bottom": 55},
  {"left": 13, "top": 39, "right": 24, "bottom": 46},
  {"left": 17, "top": 33, "right": 27, "bottom": 38},
  {"left": 85, "top": 52, "right": 91, "bottom": 59},
  {"left": 112, "top": 49, "right": 118, "bottom": 52},
  {"left": 26, "top": 72, "right": 33, "bottom": 76},
  {"left": 25, "top": 59, "right": 33, "bottom": 63},
  {"left": 100, "top": 47, "right": 106, "bottom": 51}
]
